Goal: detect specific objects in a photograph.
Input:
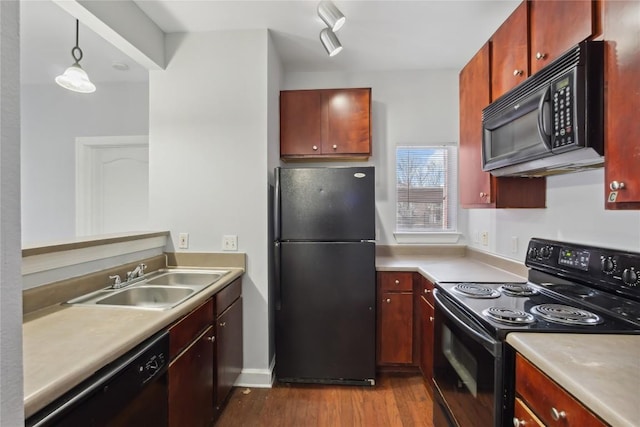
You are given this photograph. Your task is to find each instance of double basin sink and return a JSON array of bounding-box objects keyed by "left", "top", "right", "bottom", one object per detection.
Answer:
[{"left": 66, "top": 269, "right": 229, "bottom": 310}]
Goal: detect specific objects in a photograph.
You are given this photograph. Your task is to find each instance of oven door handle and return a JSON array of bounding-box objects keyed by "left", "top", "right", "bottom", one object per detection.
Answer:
[{"left": 434, "top": 290, "right": 500, "bottom": 356}]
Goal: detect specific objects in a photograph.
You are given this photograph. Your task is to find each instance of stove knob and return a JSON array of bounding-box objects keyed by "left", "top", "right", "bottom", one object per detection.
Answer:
[
  {"left": 540, "top": 246, "right": 551, "bottom": 259},
  {"left": 622, "top": 268, "right": 638, "bottom": 286},
  {"left": 528, "top": 247, "right": 538, "bottom": 259},
  {"left": 601, "top": 257, "right": 615, "bottom": 274}
]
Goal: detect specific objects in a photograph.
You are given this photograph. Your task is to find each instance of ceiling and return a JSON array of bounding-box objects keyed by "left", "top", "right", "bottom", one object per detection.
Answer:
[{"left": 20, "top": 0, "right": 521, "bottom": 85}]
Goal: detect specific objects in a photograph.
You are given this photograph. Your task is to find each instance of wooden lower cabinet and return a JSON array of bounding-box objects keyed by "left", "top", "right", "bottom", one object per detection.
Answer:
[
  {"left": 514, "top": 353, "right": 606, "bottom": 426},
  {"left": 418, "top": 294, "right": 434, "bottom": 387},
  {"left": 168, "top": 278, "right": 243, "bottom": 426},
  {"left": 377, "top": 272, "right": 414, "bottom": 366}
]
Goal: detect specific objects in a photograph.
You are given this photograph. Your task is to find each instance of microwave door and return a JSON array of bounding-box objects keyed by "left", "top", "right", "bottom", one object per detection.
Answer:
[{"left": 482, "top": 86, "right": 552, "bottom": 172}]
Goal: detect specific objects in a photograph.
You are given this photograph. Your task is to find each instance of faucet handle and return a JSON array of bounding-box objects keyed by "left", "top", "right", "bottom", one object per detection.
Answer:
[
  {"left": 109, "top": 275, "right": 121, "bottom": 287},
  {"left": 139, "top": 263, "right": 147, "bottom": 276}
]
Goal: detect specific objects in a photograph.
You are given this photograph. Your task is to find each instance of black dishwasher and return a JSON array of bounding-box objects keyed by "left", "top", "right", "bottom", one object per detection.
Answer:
[{"left": 27, "top": 331, "right": 169, "bottom": 427}]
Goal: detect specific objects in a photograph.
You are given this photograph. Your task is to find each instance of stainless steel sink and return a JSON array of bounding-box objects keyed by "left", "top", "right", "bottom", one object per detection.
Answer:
[
  {"left": 66, "top": 268, "right": 230, "bottom": 310},
  {"left": 95, "top": 286, "right": 195, "bottom": 308}
]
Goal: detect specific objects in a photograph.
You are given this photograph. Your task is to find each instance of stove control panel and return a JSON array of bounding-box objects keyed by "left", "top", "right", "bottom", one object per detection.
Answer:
[{"left": 526, "top": 238, "right": 640, "bottom": 298}]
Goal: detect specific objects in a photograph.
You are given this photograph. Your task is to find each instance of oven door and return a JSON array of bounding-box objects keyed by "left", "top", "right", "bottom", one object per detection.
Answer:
[{"left": 432, "top": 290, "right": 503, "bottom": 427}]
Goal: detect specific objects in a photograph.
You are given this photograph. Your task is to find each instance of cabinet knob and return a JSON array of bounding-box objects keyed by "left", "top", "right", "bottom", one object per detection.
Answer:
[
  {"left": 609, "top": 181, "right": 625, "bottom": 191},
  {"left": 513, "top": 418, "right": 526, "bottom": 427},
  {"left": 394, "top": 279, "right": 400, "bottom": 285},
  {"left": 424, "top": 288, "right": 431, "bottom": 294},
  {"left": 535, "top": 52, "right": 547, "bottom": 60},
  {"left": 385, "top": 298, "right": 391, "bottom": 303},
  {"left": 219, "top": 321, "right": 226, "bottom": 327},
  {"left": 513, "top": 69, "right": 523, "bottom": 76},
  {"left": 332, "top": 144, "right": 338, "bottom": 149},
  {"left": 550, "top": 407, "right": 566, "bottom": 421},
  {"left": 312, "top": 145, "right": 318, "bottom": 151},
  {"left": 479, "top": 192, "right": 488, "bottom": 198},
  {"left": 429, "top": 316, "right": 434, "bottom": 322},
  {"left": 206, "top": 336, "right": 215, "bottom": 343}
]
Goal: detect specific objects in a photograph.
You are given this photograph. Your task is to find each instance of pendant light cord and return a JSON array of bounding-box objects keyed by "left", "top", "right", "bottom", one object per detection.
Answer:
[{"left": 71, "top": 19, "right": 83, "bottom": 64}]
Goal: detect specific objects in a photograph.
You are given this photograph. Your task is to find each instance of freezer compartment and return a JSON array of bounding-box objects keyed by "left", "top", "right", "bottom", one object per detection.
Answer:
[
  {"left": 275, "top": 167, "right": 375, "bottom": 241},
  {"left": 275, "top": 241, "right": 376, "bottom": 384}
]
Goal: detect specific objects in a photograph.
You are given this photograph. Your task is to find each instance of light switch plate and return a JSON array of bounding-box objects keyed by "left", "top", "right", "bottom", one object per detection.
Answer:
[{"left": 178, "top": 233, "right": 189, "bottom": 249}]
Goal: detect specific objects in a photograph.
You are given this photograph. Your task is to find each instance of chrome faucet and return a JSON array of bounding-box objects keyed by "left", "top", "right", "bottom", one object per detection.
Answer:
[
  {"left": 126, "top": 263, "right": 147, "bottom": 283},
  {"left": 109, "top": 274, "right": 123, "bottom": 289}
]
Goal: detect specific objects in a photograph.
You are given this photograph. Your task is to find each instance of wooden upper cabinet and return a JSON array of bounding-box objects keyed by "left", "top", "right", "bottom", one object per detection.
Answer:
[
  {"left": 280, "top": 88, "right": 371, "bottom": 160},
  {"left": 460, "top": 41, "right": 546, "bottom": 209},
  {"left": 529, "top": 0, "right": 597, "bottom": 74},
  {"left": 604, "top": 0, "right": 640, "bottom": 209},
  {"left": 491, "top": 1, "right": 529, "bottom": 100}
]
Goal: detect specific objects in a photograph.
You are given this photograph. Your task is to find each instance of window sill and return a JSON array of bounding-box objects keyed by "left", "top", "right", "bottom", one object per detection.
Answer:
[{"left": 393, "top": 232, "right": 462, "bottom": 244}]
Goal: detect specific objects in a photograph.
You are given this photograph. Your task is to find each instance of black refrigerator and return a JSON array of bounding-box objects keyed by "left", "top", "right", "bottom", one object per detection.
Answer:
[{"left": 273, "top": 166, "right": 376, "bottom": 386}]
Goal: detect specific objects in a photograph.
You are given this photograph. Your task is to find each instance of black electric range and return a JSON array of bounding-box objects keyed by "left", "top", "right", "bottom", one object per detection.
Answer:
[{"left": 431, "top": 238, "right": 640, "bottom": 427}]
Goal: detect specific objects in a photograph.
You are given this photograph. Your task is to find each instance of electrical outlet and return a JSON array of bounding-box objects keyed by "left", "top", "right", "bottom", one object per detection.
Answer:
[
  {"left": 480, "top": 231, "right": 489, "bottom": 246},
  {"left": 222, "top": 235, "right": 238, "bottom": 251},
  {"left": 511, "top": 236, "right": 518, "bottom": 253},
  {"left": 178, "top": 233, "right": 189, "bottom": 249}
]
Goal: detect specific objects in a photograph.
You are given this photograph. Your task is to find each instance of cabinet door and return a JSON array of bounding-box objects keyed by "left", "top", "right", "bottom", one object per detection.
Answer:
[
  {"left": 530, "top": 0, "right": 596, "bottom": 74},
  {"left": 491, "top": 1, "right": 529, "bottom": 100},
  {"left": 323, "top": 88, "right": 371, "bottom": 155},
  {"left": 378, "top": 291, "right": 413, "bottom": 364},
  {"left": 419, "top": 295, "right": 434, "bottom": 385},
  {"left": 604, "top": 0, "right": 640, "bottom": 208},
  {"left": 168, "top": 326, "right": 215, "bottom": 427},
  {"left": 460, "top": 43, "right": 492, "bottom": 207},
  {"left": 215, "top": 297, "right": 243, "bottom": 412},
  {"left": 280, "top": 90, "right": 322, "bottom": 156}
]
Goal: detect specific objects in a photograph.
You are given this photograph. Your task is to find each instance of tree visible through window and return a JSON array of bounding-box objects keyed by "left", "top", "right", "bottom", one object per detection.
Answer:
[{"left": 396, "top": 146, "right": 457, "bottom": 232}]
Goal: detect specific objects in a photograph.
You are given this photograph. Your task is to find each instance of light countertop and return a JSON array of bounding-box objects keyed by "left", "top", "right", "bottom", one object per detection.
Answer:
[
  {"left": 507, "top": 333, "right": 640, "bottom": 427},
  {"left": 23, "top": 268, "right": 244, "bottom": 418}
]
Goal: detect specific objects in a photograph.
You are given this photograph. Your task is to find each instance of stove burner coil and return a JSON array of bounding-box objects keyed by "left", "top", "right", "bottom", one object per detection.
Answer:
[
  {"left": 498, "top": 283, "right": 539, "bottom": 297},
  {"left": 482, "top": 307, "right": 535, "bottom": 325},
  {"left": 452, "top": 283, "right": 500, "bottom": 299},
  {"left": 530, "top": 304, "right": 603, "bottom": 326}
]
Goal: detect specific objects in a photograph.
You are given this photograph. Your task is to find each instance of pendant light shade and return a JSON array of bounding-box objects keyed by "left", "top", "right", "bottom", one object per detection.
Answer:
[
  {"left": 55, "top": 20, "right": 96, "bottom": 93},
  {"left": 317, "top": 1, "right": 346, "bottom": 32},
  {"left": 320, "top": 28, "right": 343, "bottom": 57}
]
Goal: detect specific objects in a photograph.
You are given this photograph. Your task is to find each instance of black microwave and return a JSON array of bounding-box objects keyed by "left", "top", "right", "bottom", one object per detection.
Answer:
[{"left": 482, "top": 41, "right": 604, "bottom": 177}]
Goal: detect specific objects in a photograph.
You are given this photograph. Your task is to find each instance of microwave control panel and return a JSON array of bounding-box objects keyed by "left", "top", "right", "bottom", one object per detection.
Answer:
[{"left": 551, "top": 75, "right": 574, "bottom": 148}]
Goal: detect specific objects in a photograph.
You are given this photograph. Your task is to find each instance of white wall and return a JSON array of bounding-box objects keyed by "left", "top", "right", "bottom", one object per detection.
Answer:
[
  {"left": 21, "top": 82, "right": 148, "bottom": 245},
  {"left": 149, "top": 30, "right": 273, "bottom": 385},
  {"left": 0, "top": 1, "right": 24, "bottom": 424},
  {"left": 283, "top": 70, "right": 465, "bottom": 245},
  {"left": 467, "top": 169, "right": 640, "bottom": 260}
]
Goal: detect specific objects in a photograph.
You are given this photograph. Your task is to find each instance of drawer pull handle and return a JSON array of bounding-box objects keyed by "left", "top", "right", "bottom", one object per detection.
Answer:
[
  {"left": 332, "top": 144, "right": 338, "bottom": 149},
  {"left": 551, "top": 407, "right": 566, "bottom": 421},
  {"left": 429, "top": 316, "right": 434, "bottom": 322},
  {"left": 513, "top": 418, "right": 526, "bottom": 427},
  {"left": 536, "top": 52, "right": 547, "bottom": 60},
  {"left": 609, "top": 180, "right": 625, "bottom": 191},
  {"left": 312, "top": 145, "right": 318, "bottom": 151},
  {"left": 385, "top": 298, "right": 391, "bottom": 303},
  {"left": 424, "top": 288, "right": 431, "bottom": 294},
  {"left": 206, "top": 336, "right": 215, "bottom": 343},
  {"left": 219, "top": 322, "right": 226, "bottom": 327},
  {"left": 394, "top": 279, "right": 400, "bottom": 285},
  {"left": 513, "top": 69, "right": 523, "bottom": 76}
]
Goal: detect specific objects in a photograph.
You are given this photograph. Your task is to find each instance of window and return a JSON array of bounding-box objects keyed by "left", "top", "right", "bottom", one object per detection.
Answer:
[{"left": 396, "top": 146, "right": 458, "bottom": 233}]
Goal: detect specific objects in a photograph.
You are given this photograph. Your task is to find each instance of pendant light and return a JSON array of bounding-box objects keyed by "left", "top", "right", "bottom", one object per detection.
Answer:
[
  {"left": 320, "top": 28, "right": 343, "bottom": 57},
  {"left": 317, "top": 1, "right": 346, "bottom": 32},
  {"left": 55, "top": 20, "right": 96, "bottom": 93}
]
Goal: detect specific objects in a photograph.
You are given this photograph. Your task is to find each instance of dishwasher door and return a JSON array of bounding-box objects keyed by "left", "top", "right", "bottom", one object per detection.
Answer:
[{"left": 27, "top": 331, "right": 169, "bottom": 427}]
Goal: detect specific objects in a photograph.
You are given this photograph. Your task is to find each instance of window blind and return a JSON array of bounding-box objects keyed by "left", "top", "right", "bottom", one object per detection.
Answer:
[{"left": 396, "top": 146, "right": 458, "bottom": 232}]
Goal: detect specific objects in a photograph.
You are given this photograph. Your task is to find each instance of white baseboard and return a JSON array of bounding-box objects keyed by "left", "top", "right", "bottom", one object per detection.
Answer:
[{"left": 234, "top": 356, "right": 275, "bottom": 388}]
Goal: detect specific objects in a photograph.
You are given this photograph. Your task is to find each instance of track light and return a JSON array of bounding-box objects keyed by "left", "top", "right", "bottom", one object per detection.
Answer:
[
  {"left": 317, "top": 1, "right": 346, "bottom": 32},
  {"left": 320, "top": 28, "right": 343, "bottom": 57},
  {"left": 55, "top": 20, "right": 96, "bottom": 93}
]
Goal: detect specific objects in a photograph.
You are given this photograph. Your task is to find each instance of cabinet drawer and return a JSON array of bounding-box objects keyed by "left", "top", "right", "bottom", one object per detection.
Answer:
[
  {"left": 216, "top": 278, "right": 242, "bottom": 316},
  {"left": 169, "top": 299, "right": 214, "bottom": 359},
  {"left": 515, "top": 353, "right": 606, "bottom": 426},
  {"left": 514, "top": 397, "right": 545, "bottom": 427},
  {"left": 379, "top": 272, "right": 413, "bottom": 292}
]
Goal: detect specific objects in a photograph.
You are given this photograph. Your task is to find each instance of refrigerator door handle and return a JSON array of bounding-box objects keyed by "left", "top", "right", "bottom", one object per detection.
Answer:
[
  {"left": 273, "top": 167, "right": 281, "bottom": 240},
  {"left": 274, "top": 241, "right": 282, "bottom": 311}
]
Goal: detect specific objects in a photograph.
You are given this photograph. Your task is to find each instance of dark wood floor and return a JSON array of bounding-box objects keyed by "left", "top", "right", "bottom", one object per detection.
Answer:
[{"left": 216, "top": 373, "right": 434, "bottom": 427}]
